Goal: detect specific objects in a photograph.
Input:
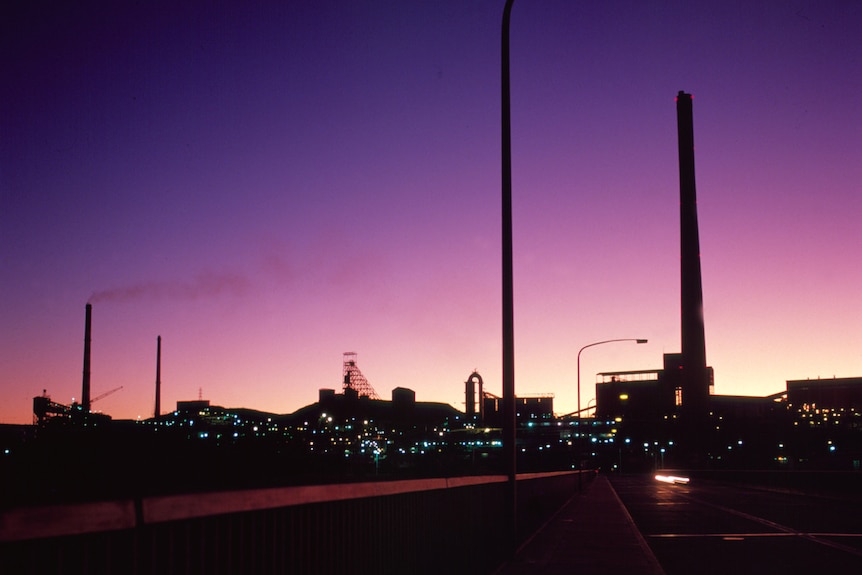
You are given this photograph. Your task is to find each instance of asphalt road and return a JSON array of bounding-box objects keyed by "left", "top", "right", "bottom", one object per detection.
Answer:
[{"left": 609, "top": 474, "right": 862, "bottom": 574}]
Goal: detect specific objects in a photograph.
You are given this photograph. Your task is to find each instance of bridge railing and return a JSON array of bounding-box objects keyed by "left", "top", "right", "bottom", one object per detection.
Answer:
[{"left": 1, "top": 470, "right": 592, "bottom": 574}]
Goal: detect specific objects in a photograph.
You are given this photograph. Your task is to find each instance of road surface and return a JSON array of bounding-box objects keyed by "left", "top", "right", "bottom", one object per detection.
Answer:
[{"left": 610, "top": 474, "right": 862, "bottom": 573}]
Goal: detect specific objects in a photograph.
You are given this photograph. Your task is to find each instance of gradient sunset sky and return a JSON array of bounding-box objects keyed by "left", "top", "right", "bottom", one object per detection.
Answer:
[{"left": 2, "top": 1, "right": 860, "bottom": 424}]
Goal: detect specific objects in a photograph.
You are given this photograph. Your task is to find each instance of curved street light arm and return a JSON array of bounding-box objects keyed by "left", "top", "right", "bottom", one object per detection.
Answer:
[{"left": 577, "top": 338, "right": 648, "bottom": 421}]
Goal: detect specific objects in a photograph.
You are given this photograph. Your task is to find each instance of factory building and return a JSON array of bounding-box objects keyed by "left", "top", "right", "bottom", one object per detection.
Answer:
[
  {"left": 787, "top": 377, "right": 862, "bottom": 429},
  {"left": 595, "top": 353, "right": 714, "bottom": 424},
  {"left": 481, "top": 394, "right": 554, "bottom": 428}
]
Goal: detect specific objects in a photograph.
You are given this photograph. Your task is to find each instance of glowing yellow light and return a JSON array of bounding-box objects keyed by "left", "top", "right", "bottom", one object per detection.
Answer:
[{"left": 619, "top": 394, "right": 629, "bottom": 400}]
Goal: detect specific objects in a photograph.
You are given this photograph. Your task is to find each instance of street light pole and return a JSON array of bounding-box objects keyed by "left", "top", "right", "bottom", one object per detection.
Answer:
[
  {"left": 501, "top": 0, "right": 517, "bottom": 556},
  {"left": 575, "top": 338, "right": 647, "bottom": 488}
]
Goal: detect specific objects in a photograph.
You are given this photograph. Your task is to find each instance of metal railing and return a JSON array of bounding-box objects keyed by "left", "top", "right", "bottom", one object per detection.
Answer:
[{"left": 1, "top": 470, "right": 592, "bottom": 574}]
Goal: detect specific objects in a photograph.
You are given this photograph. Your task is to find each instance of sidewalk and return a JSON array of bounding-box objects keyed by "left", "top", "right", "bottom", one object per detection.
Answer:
[{"left": 494, "top": 474, "right": 665, "bottom": 575}]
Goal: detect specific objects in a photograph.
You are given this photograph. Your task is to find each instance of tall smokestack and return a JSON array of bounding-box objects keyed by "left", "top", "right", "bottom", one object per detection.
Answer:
[
  {"left": 676, "top": 91, "right": 710, "bottom": 418},
  {"left": 155, "top": 335, "right": 161, "bottom": 418},
  {"left": 82, "top": 303, "right": 92, "bottom": 412}
]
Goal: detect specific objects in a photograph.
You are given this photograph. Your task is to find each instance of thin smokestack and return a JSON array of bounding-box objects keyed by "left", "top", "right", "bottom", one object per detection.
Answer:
[
  {"left": 155, "top": 335, "right": 161, "bottom": 418},
  {"left": 676, "top": 91, "right": 709, "bottom": 416},
  {"left": 82, "top": 303, "right": 92, "bottom": 412}
]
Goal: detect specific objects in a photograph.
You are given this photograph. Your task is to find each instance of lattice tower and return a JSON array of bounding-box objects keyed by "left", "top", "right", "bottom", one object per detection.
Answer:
[{"left": 342, "top": 352, "right": 380, "bottom": 399}]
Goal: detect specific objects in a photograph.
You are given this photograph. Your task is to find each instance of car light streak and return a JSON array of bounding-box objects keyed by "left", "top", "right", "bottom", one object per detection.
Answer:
[{"left": 655, "top": 474, "right": 690, "bottom": 484}]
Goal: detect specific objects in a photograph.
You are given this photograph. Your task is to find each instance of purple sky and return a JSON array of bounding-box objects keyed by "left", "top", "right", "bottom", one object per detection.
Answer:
[{"left": 2, "top": 1, "right": 860, "bottom": 424}]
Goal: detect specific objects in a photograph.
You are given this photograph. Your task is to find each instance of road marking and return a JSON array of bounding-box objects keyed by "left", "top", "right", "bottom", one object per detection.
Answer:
[
  {"left": 670, "top": 492, "right": 862, "bottom": 558},
  {"left": 647, "top": 531, "right": 862, "bottom": 543},
  {"left": 650, "top": 532, "right": 796, "bottom": 538}
]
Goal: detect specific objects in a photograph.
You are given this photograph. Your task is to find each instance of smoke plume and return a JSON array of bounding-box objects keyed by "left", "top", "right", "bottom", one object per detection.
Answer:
[{"left": 90, "top": 270, "right": 251, "bottom": 304}]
